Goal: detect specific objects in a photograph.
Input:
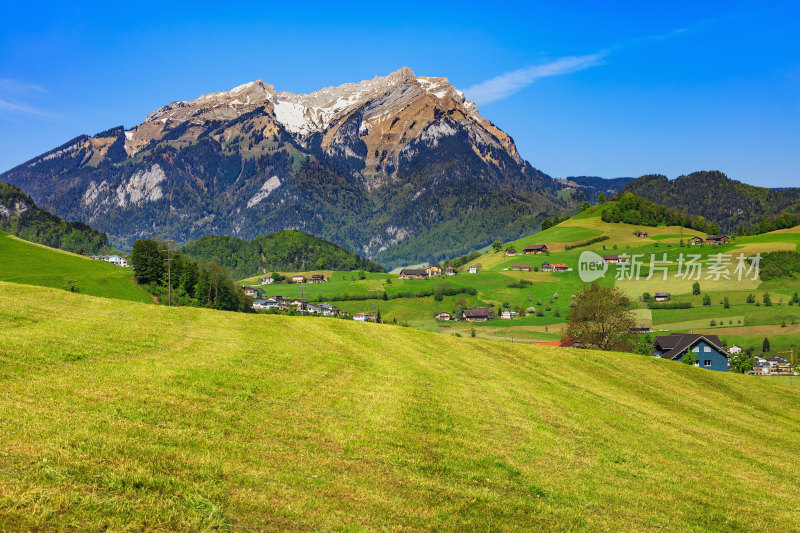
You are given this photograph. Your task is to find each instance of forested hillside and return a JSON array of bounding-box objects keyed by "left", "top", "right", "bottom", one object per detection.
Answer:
[
  {"left": 601, "top": 192, "right": 720, "bottom": 233},
  {"left": 181, "top": 230, "right": 385, "bottom": 279},
  {"left": 621, "top": 171, "right": 800, "bottom": 233},
  {"left": 0, "top": 182, "right": 110, "bottom": 255}
]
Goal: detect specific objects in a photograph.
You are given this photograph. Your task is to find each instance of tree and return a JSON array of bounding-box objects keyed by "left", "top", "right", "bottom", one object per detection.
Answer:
[
  {"left": 61, "top": 279, "right": 80, "bottom": 293},
  {"left": 682, "top": 352, "right": 697, "bottom": 366},
  {"left": 382, "top": 291, "right": 388, "bottom": 301},
  {"left": 747, "top": 293, "right": 755, "bottom": 303},
  {"left": 729, "top": 351, "right": 755, "bottom": 374},
  {"left": 597, "top": 193, "right": 606, "bottom": 203},
  {"left": 703, "top": 294, "right": 711, "bottom": 306},
  {"left": 130, "top": 239, "right": 165, "bottom": 284},
  {"left": 492, "top": 240, "right": 502, "bottom": 253},
  {"left": 375, "top": 309, "right": 382, "bottom": 323},
  {"left": 763, "top": 337, "right": 771, "bottom": 353},
  {"left": 692, "top": 281, "right": 701, "bottom": 295},
  {"left": 723, "top": 297, "right": 730, "bottom": 309},
  {"left": 564, "top": 283, "right": 637, "bottom": 351},
  {"left": 581, "top": 201, "right": 591, "bottom": 211},
  {"left": 634, "top": 333, "right": 653, "bottom": 356},
  {"left": 470, "top": 327, "right": 476, "bottom": 338},
  {"left": 763, "top": 292, "right": 772, "bottom": 306},
  {"left": 315, "top": 257, "right": 327, "bottom": 269}
]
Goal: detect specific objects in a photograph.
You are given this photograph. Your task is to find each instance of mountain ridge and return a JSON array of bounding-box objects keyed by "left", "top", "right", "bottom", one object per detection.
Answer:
[{"left": 0, "top": 68, "right": 570, "bottom": 267}]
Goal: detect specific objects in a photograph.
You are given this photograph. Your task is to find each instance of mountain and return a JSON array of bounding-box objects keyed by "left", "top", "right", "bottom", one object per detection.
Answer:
[
  {"left": 1, "top": 68, "right": 569, "bottom": 268},
  {"left": 0, "top": 181, "right": 110, "bottom": 255},
  {"left": 562, "top": 176, "right": 634, "bottom": 201},
  {"left": 181, "top": 230, "right": 385, "bottom": 279},
  {"left": 621, "top": 171, "right": 800, "bottom": 233}
]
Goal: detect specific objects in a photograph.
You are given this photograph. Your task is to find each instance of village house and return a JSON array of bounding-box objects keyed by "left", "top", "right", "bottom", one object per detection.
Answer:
[
  {"left": 265, "top": 295, "right": 291, "bottom": 309},
  {"left": 468, "top": 266, "right": 478, "bottom": 274},
  {"left": 291, "top": 275, "right": 305, "bottom": 284},
  {"left": 444, "top": 266, "right": 456, "bottom": 276},
  {"left": 252, "top": 299, "right": 275, "bottom": 311},
  {"left": 510, "top": 264, "right": 531, "bottom": 271},
  {"left": 690, "top": 236, "right": 704, "bottom": 246},
  {"left": 241, "top": 286, "right": 260, "bottom": 298},
  {"left": 306, "top": 303, "right": 322, "bottom": 314},
  {"left": 291, "top": 298, "right": 309, "bottom": 310},
  {"left": 434, "top": 312, "right": 451, "bottom": 321},
  {"left": 353, "top": 313, "right": 372, "bottom": 322},
  {"left": 91, "top": 255, "right": 129, "bottom": 268},
  {"left": 706, "top": 235, "right": 730, "bottom": 245},
  {"left": 462, "top": 307, "right": 490, "bottom": 322},
  {"left": 309, "top": 274, "right": 326, "bottom": 283},
  {"left": 505, "top": 248, "right": 517, "bottom": 256},
  {"left": 398, "top": 268, "right": 427, "bottom": 279},
  {"left": 635, "top": 231, "right": 649, "bottom": 238},
  {"left": 540, "top": 262, "right": 568, "bottom": 272},
  {"left": 652, "top": 334, "right": 729, "bottom": 371},
  {"left": 523, "top": 244, "right": 548, "bottom": 254},
  {"left": 426, "top": 266, "right": 442, "bottom": 277},
  {"left": 500, "top": 309, "right": 513, "bottom": 320},
  {"left": 602, "top": 254, "right": 625, "bottom": 264},
  {"left": 261, "top": 276, "right": 275, "bottom": 285},
  {"left": 751, "top": 356, "right": 771, "bottom": 375},
  {"left": 654, "top": 292, "right": 670, "bottom": 302},
  {"left": 767, "top": 356, "right": 793, "bottom": 374},
  {"left": 318, "top": 304, "right": 340, "bottom": 317}
]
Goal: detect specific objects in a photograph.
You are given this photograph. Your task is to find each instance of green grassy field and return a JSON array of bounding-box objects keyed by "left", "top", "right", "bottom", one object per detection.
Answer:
[
  {"left": 2, "top": 282, "right": 800, "bottom": 531},
  {"left": 0, "top": 231, "right": 152, "bottom": 303}
]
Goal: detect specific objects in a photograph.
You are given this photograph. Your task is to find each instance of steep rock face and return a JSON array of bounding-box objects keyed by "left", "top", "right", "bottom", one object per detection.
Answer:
[{"left": 1, "top": 68, "right": 570, "bottom": 267}]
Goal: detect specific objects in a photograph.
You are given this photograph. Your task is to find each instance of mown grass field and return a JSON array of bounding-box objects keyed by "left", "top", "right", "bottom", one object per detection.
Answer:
[
  {"left": 2, "top": 282, "right": 800, "bottom": 531},
  {"left": 0, "top": 230, "right": 151, "bottom": 303}
]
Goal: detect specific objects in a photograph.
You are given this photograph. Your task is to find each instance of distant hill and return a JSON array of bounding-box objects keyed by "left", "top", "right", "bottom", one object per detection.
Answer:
[
  {"left": 564, "top": 176, "right": 634, "bottom": 201},
  {"left": 0, "top": 230, "right": 150, "bottom": 303},
  {"left": 181, "top": 230, "right": 385, "bottom": 279},
  {"left": 621, "top": 171, "right": 800, "bottom": 233},
  {"left": 0, "top": 181, "right": 111, "bottom": 255}
]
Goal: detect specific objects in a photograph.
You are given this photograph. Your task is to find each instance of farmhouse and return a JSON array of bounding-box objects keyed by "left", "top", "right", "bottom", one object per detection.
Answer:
[
  {"left": 265, "top": 295, "right": 291, "bottom": 309},
  {"left": 444, "top": 266, "right": 456, "bottom": 276},
  {"left": 551, "top": 264, "right": 568, "bottom": 272},
  {"left": 252, "top": 299, "right": 276, "bottom": 310},
  {"left": 468, "top": 266, "right": 478, "bottom": 274},
  {"left": 462, "top": 307, "right": 490, "bottom": 322},
  {"left": 690, "top": 237, "right": 704, "bottom": 246},
  {"left": 291, "top": 275, "right": 305, "bottom": 283},
  {"left": 291, "top": 298, "right": 309, "bottom": 310},
  {"left": 524, "top": 244, "right": 548, "bottom": 254},
  {"left": 241, "top": 286, "right": 260, "bottom": 298},
  {"left": 505, "top": 248, "right": 517, "bottom": 256},
  {"left": 317, "top": 303, "right": 340, "bottom": 317},
  {"left": 510, "top": 264, "right": 531, "bottom": 271},
  {"left": 91, "top": 255, "right": 129, "bottom": 268},
  {"left": 706, "top": 235, "right": 730, "bottom": 245},
  {"left": 309, "top": 274, "right": 326, "bottom": 283},
  {"left": 434, "top": 312, "right": 451, "bottom": 321},
  {"left": 602, "top": 254, "right": 625, "bottom": 264},
  {"left": 426, "top": 266, "right": 442, "bottom": 277},
  {"left": 654, "top": 292, "right": 670, "bottom": 301},
  {"left": 399, "top": 269, "right": 427, "bottom": 279},
  {"left": 500, "top": 309, "right": 513, "bottom": 320},
  {"left": 652, "top": 334, "right": 729, "bottom": 371},
  {"left": 261, "top": 276, "right": 275, "bottom": 284},
  {"left": 353, "top": 313, "right": 371, "bottom": 322}
]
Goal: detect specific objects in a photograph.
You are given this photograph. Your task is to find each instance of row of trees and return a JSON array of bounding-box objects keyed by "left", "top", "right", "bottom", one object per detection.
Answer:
[
  {"left": 130, "top": 239, "right": 250, "bottom": 312},
  {"left": 602, "top": 193, "right": 721, "bottom": 234}
]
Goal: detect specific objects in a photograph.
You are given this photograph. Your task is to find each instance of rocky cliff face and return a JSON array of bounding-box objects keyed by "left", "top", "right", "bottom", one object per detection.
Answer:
[{"left": 1, "top": 67, "right": 569, "bottom": 267}]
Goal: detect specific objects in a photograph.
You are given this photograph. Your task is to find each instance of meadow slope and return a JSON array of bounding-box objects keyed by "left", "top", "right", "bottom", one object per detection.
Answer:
[{"left": 1, "top": 282, "right": 800, "bottom": 531}]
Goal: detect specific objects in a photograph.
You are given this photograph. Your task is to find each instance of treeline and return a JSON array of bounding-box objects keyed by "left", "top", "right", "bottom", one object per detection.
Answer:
[
  {"left": 0, "top": 182, "right": 110, "bottom": 255},
  {"left": 327, "top": 284, "right": 478, "bottom": 303},
  {"left": 130, "top": 239, "right": 250, "bottom": 312},
  {"left": 736, "top": 213, "right": 800, "bottom": 236},
  {"left": 758, "top": 251, "right": 800, "bottom": 281},
  {"left": 439, "top": 250, "right": 482, "bottom": 269},
  {"left": 541, "top": 215, "right": 570, "bottom": 231},
  {"left": 602, "top": 192, "right": 720, "bottom": 234},
  {"left": 181, "top": 230, "right": 385, "bottom": 279},
  {"left": 565, "top": 235, "right": 609, "bottom": 250}
]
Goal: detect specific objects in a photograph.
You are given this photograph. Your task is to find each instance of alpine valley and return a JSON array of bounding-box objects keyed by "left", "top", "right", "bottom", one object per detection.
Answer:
[{"left": 0, "top": 67, "right": 596, "bottom": 268}]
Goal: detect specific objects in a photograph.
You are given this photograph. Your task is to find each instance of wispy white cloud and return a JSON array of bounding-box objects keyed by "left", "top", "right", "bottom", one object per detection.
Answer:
[
  {"left": 0, "top": 78, "right": 49, "bottom": 118},
  {"left": 464, "top": 53, "right": 607, "bottom": 105},
  {"left": 465, "top": 24, "right": 698, "bottom": 105}
]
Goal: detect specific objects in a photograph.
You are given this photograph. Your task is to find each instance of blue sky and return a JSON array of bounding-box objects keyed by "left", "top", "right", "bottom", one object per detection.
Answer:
[{"left": 1, "top": 1, "right": 798, "bottom": 186}]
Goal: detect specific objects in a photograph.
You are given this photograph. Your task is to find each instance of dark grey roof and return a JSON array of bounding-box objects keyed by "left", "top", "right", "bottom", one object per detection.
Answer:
[
  {"left": 653, "top": 334, "right": 726, "bottom": 360},
  {"left": 463, "top": 307, "right": 490, "bottom": 318},
  {"left": 524, "top": 244, "right": 547, "bottom": 251},
  {"left": 400, "top": 269, "right": 427, "bottom": 276}
]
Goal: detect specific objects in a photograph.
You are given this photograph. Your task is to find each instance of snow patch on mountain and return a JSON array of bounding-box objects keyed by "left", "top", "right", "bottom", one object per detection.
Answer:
[
  {"left": 247, "top": 176, "right": 282, "bottom": 208},
  {"left": 116, "top": 164, "right": 167, "bottom": 207}
]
